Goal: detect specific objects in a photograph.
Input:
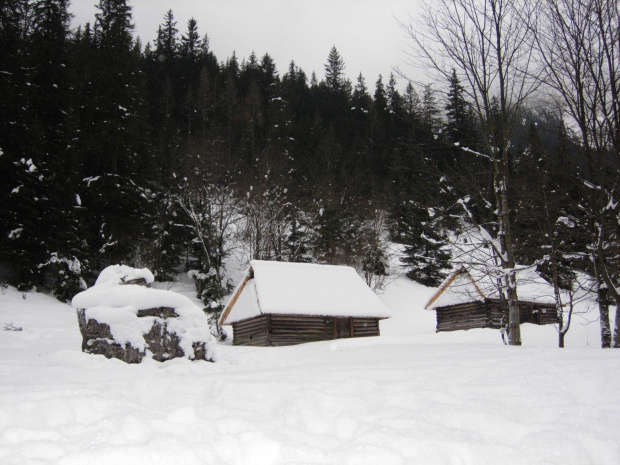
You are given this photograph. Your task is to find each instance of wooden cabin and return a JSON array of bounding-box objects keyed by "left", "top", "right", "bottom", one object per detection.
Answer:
[
  {"left": 424, "top": 267, "right": 558, "bottom": 332},
  {"left": 219, "top": 260, "right": 392, "bottom": 346}
]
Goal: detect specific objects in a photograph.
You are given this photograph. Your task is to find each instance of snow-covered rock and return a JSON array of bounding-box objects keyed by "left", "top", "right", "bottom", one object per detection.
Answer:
[
  {"left": 94, "top": 264, "right": 155, "bottom": 287},
  {"left": 72, "top": 265, "right": 216, "bottom": 363}
]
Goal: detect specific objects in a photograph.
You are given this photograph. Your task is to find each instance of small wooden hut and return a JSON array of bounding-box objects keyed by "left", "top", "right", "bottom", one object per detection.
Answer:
[
  {"left": 424, "top": 267, "right": 558, "bottom": 332},
  {"left": 220, "top": 260, "right": 392, "bottom": 346}
]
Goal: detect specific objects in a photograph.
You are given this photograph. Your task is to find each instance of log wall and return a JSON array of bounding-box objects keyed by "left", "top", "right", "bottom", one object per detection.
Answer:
[
  {"left": 232, "top": 315, "right": 270, "bottom": 346},
  {"left": 352, "top": 317, "right": 381, "bottom": 338},
  {"left": 269, "top": 315, "right": 335, "bottom": 346},
  {"left": 518, "top": 302, "right": 559, "bottom": 325},
  {"left": 232, "top": 314, "right": 382, "bottom": 346},
  {"left": 436, "top": 302, "right": 490, "bottom": 332},
  {"left": 436, "top": 299, "right": 558, "bottom": 332}
]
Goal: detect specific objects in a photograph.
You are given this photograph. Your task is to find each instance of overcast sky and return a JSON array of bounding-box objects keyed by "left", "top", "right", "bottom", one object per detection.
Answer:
[{"left": 70, "top": 0, "right": 422, "bottom": 88}]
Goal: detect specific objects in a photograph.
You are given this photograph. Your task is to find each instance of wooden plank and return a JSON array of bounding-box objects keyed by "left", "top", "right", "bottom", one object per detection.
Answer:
[
  {"left": 219, "top": 273, "right": 252, "bottom": 325},
  {"left": 425, "top": 267, "right": 486, "bottom": 310}
]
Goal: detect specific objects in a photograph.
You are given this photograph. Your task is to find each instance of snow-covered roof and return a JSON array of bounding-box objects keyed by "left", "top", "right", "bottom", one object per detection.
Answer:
[
  {"left": 425, "top": 266, "right": 556, "bottom": 310},
  {"left": 220, "top": 260, "right": 392, "bottom": 325}
]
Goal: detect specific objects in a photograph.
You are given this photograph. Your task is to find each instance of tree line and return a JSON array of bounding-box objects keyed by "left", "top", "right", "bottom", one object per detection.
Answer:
[{"left": 1, "top": 0, "right": 618, "bottom": 348}]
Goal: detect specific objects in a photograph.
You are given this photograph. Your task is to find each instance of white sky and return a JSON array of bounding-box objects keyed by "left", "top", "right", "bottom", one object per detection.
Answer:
[{"left": 70, "top": 0, "right": 421, "bottom": 88}]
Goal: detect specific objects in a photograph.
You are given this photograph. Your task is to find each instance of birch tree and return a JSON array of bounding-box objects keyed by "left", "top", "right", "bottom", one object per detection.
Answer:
[{"left": 401, "top": 0, "right": 540, "bottom": 345}]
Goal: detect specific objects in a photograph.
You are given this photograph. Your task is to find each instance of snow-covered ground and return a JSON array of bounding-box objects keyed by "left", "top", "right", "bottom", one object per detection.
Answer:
[{"left": 1, "top": 275, "right": 619, "bottom": 464}]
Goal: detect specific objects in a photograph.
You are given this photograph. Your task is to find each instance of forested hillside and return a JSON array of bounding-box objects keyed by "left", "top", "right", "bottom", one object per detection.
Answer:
[{"left": 1, "top": 0, "right": 619, "bottom": 347}]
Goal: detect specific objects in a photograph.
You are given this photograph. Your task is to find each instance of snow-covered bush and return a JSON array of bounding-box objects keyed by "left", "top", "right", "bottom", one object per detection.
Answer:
[
  {"left": 38, "top": 253, "right": 87, "bottom": 303},
  {"left": 187, "top": 269, "right": 232, "bottom": 341}
]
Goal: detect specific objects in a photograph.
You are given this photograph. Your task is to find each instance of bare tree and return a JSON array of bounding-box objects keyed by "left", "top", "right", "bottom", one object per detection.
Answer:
[
  {"left": 532, "top": 0, "right": 620, "bottom": 347},
  {"left": 401, "top": 0, "right": 541, "bottom": 345},
  {"left": 177, "top": 179, "right": 240, "bottom": 340},
  {"left": 359, "top": 209, "right": 392, "bottom": 291},
  {"left": 238, "top": 182, "right": 292, "bottom": 262}
]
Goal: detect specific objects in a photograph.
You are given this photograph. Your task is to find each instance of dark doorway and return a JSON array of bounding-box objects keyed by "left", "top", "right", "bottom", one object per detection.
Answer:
[{"left": 335, "top": 317, "right": 352, "bottom": 338}]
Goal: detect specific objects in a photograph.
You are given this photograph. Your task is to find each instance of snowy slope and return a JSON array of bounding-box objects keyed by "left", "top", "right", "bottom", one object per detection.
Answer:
[{"left": 1, "top": 277, "right": 619, "bottom": 464}]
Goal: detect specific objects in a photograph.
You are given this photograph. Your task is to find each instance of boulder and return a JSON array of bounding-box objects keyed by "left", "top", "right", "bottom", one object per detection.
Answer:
[{"left": 73, "top": 265, "right": 216, "bottom": 364}]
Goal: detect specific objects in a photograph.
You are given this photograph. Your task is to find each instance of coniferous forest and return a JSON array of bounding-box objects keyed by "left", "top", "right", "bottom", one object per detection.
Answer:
[{"left": 1, "top": 0, "right": 619, "bottom": 347}]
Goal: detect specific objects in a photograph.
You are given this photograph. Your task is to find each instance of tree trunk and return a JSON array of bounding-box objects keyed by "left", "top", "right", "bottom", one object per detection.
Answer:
[
  {"left": 598, "top": 285, "right": 612, "bottom": 348},
  {"left": 556, "top": 290, "right": 573, "bottom": 349},
  {"left": 505, "top": 271, "right": 522, "bottom": 346},
  {"left": 613, "top": 300, "right": 620, "bottom": 348},
  {"left": 499, "top": 144, "right": 521, "bottom": 346}
]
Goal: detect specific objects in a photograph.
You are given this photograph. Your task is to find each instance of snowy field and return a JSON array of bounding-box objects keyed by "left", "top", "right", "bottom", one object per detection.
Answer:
[{"left": 1, "top": 276, "right": 620, "bottom": 464}]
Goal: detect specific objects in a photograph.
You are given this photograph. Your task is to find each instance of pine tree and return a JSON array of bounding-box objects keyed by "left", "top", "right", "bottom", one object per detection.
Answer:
[
  {"left": 179, "top": 20, "right": 202, "bottom": 137},
  {"left": 386, "top": 74, "right": 405, "bottom": 118},
  {"left": 420, "top": 84, "right": 439, "bottom": 133},
  {"left": 179, "top": 17, "right": 202, "bottom": 96},
  {"left": 372, "top": 75, "right": 388, "bottom": 143},
  {"left": 352, "top": 73, "right": 372, "bottom": 112},
  {"left": 445, "top": 69, "right": 478, "bottom": 151},
  {"left": 156, "top": 9, "right": 177, "bottom": 60},
  {"left": 0, "top": 1, "right": 29, "bottom": 280},
  {"left": 349, "top": 73, "right": 373, "bottom": 180},
  {"left": 390, "top": 145, "right": 453, "bottom": 287},
  {"left": 80, "top": 0, "right": 152, "bottom": 269},
  {"left": 386, "top": 73, "right": 407, "bottom": 149},
  {"left": 0, "top": 0, "right": 87, "bottom": 296},
  {"left": 179, "top": 17, "right": 201, "bottom": 62},
  {"left": 373, "top": 75, "right": 388, "bottom": 116},
  {"left": 388, "top": 80, "right": 453, "bottom": 287},
  {"left": 324, "top": 46, "right": 346, "bottom": 92},
  {"left": 30, "top": 0, "right": 86, "bottom": 298}
]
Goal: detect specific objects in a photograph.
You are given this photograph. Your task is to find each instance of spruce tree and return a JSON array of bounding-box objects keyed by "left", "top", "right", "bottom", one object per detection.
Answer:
[
  {"left": 156, "top": 9, "right": 178, "bottom": 60},
  {"left": 349, "top": 73, "right": 373, "bottom": 181},
  {"left": 324, "top": 46, "right": 346, "bottom": 92},
  {"left": 80, "top": 0, "right": 152, "bottom": 269},
  {"left": 389, "top": 81, "right": 453, "bottom": 287},
  {"left": 30, "top": 0, "right": 86, "bottom": 298},
  {"left": 0, "top": 0, "right": 87, "bottom": 296},
  {"left": 368, "top": 75, "right": 389, "bottom": 177},
  {"left": 390, "top": 145, "right": 453, "bottom": 287},
  {"left": 445, "top": 69, "right": 479, "bottom": 153},
  {"left": 0, "top": 1, "right": 30, "bottom": 287}
]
